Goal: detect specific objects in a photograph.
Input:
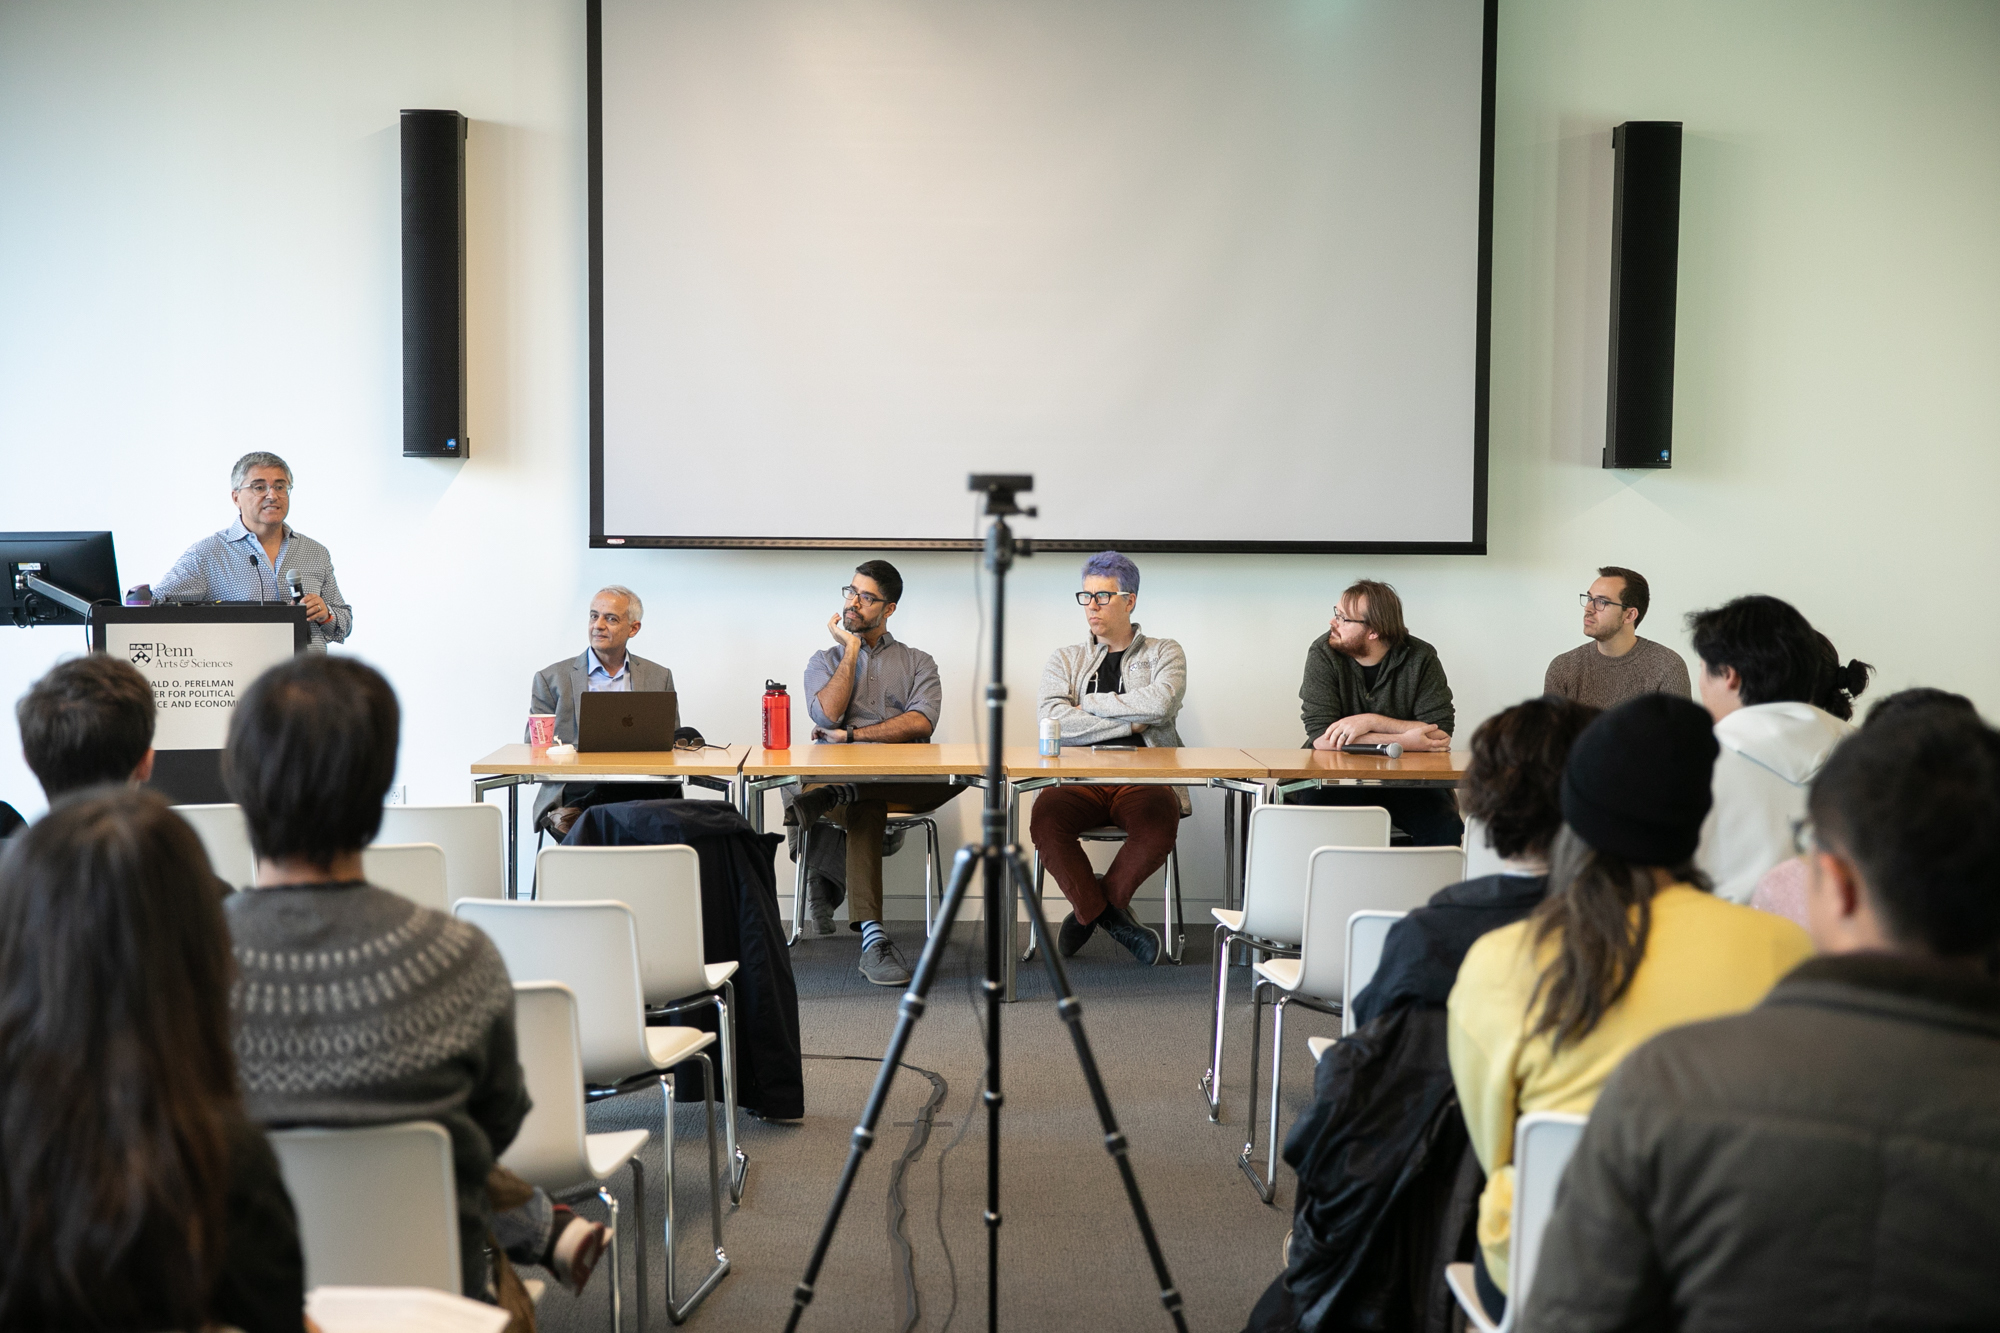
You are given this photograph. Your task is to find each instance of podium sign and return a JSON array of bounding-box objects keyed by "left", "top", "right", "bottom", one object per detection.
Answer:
[{"left": 91, "top": 605, "right": 310, "bottom": 803}]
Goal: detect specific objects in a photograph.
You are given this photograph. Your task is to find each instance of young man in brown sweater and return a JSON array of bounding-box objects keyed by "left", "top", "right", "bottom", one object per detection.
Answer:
[{"left": 1542, "top": 566, "right": 1690, "bottom": 709}]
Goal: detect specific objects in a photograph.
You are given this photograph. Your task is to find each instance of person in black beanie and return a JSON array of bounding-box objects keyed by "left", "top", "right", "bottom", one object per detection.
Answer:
[{"left": 1446, "top": 694, "right": 1813, "bottom": 1324}]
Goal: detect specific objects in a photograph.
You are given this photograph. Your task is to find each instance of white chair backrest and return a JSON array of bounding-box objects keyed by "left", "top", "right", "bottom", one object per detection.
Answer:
[
  {"left": 361, "top": 843, "right": 449, "bottom": 913},
  {"left": 1296, "top": 846, "right": 1462, "bottom": 1000},
  {"left": 172, "top": 802, "right": 256, "bottom": 890},
  {"left": 376, "top": 803, "right": 506, "bottom": 902},
  {"left": 268, "top": 1120, "right": 462, "bottom": 1294},
  {"left": 1508, "top": 1112, "right": 1588, "bottom": 1319},
  {"left": 454, "top": 899, "right": 652, "bottom": 1086},
  {"left": 1240, "top": 805, "right": 1392, "bottom": 943},
  {"left": 503, "top": 981, "right": 592, "bottom": 1191},
  {"left": 1342, "top": 910, "right": 1406, "bottom": 1035},
  {"left": 536, "top": 845, "right": 708, "bottom": 1005},
  {"left": 1462, "top": 815, "right": 1508, "bottom": 880}
]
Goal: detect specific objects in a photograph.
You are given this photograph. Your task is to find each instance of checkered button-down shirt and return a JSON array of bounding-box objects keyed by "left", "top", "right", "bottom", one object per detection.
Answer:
[{"left": 155, "top": 519, "right": 352, "bottom": 650}]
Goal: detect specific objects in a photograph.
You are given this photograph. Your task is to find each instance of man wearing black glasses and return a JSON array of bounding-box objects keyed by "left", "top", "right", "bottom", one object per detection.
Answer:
[
  {"left": 1543, "top": 566, "right": 1690, "bottom": 709},
  {"left": 791, "top": 560, "right": 952, "bottom": 986},
  {"left": 1031, "top": 551, "right": 1188, "bottom": 965}
]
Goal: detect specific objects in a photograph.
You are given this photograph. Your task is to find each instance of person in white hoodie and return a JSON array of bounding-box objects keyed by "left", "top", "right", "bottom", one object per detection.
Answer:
[{"left": 1687, "top": 596, "right": 1872, "bottom": 902}]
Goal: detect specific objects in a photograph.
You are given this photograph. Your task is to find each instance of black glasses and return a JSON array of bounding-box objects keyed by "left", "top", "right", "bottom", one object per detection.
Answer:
[
  {"left": 1579, "top": 593, "right": 1628, "bottom": 612},
  {"left": 1075, "top": 591, "right": 1130, "bottom": 607},
  {"left": 841, "top": 585, "right": 886, "bottom": 608}
]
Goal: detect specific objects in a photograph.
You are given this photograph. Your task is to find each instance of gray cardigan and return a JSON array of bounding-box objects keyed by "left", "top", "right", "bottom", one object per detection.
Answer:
[
  {"left": 1039, "top": 628, "right": 1191, "bottom": 814},
  {"left": 227, "top": 883, "right": 527, "bottom": 1298}
]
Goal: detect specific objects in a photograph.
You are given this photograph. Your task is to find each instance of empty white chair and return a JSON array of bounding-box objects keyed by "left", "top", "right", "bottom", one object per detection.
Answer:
[
  {"left": 377, "top": 803, "right": 507, "bottom": 903},
  {"left": 1203, "top": 804, "right": 1392, "bottom": 1122},
  {"left": 1342, "top": 910, "right": 1407, "bottom": 1037},
  {"left": 508, "top": 982, "right": 650, "bottom": 1333},
  {"left": 1462, "top": 815, "right": 1507, "bottom": 880},
  {"left": 1241, "top": 845, "right": 1461, "bottom": 1202},
  {"left": 1445, "top": 1112, "right": 1588, "bottom": 1332},
  {"left": 454, "top": 899, "right": 730, "bottom": 1322},
  {"left": 173, "top": 802, "right": 256, "bottom": 890},
  {"left": 269, "top": 1121, "right": 462, "bottom": 1294},
  {"left": 536, "top": 844, "right": 748, "bottom": 1201},
  {"left": 362, "top": 842, "right": 449, "bottom": 913}
]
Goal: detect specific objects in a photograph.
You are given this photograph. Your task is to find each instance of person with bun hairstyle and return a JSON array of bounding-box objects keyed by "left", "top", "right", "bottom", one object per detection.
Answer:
[
  {"left": 0, "top": 788, "right": 306, "bottom": 1332},
  {"left": 1686, "top": 595, "right": 1872, "bottom": 902},
  {"left": 1447, "top": 695, "right": 1812, "bottom": 1324}
]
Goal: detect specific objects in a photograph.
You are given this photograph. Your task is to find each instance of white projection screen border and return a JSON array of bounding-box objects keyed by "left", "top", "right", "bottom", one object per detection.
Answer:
[{"left": 587, "top": 0, "right": 1496, "bottom": 554}]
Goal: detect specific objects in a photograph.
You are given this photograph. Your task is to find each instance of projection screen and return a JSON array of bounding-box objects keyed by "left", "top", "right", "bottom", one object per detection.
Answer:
[{"left": 590, "top": 0, "right": 1494, "bottom": 551}]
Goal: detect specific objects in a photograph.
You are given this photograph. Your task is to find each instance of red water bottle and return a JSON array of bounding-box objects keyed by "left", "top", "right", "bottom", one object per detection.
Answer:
[{"left": 762, "top": 680, "right": 791, "bottom": 750}]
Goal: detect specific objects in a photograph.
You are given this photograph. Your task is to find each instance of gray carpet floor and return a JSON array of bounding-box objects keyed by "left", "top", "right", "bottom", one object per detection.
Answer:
[{"left": 538, "top": 922, "right": 1332, "bottom": 1333}]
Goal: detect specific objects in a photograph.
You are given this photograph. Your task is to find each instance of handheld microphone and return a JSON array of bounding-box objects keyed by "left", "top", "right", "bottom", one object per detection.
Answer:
[
  {"left": 1340, "top": 742, "right": 1403, "bottom": 758},
  {"left": 249, "top": 554, "right": 265, "bottom": 605},
  {"left": 285, "top": 570, "right": 304, "bottom": 605}
]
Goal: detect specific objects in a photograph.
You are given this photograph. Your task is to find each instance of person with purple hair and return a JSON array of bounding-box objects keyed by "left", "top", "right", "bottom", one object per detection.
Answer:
[{"left": 1031, "top": 551, "right": 1188, "bottom": 964}]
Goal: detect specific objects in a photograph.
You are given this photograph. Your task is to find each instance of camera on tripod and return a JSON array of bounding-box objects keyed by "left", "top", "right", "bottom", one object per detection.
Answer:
[{"left": 968, "top": 473, "right": 1036, "bottom": 518}]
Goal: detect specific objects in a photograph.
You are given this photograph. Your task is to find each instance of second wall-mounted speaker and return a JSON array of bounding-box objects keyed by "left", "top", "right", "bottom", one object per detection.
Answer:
[
  {"left": 402, "top": 109, "right": 468, "bottom": 459},
  {"left": 1604, "top": 120, "right": 1682, "bottom": 469}
]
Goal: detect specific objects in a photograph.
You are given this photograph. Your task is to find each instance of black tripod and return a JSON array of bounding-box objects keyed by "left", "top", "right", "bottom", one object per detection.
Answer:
[{"left": 785, "top": 475, "right": 1188, "bottom": 1333}]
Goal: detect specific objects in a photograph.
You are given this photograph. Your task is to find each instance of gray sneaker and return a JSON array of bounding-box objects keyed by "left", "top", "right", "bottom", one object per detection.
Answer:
[
  {"left": 859, "top": 939, "right": 912, "bottom": 987},
  {"left": 1098, "top": 904, "right": 1161, "bottom": 966}
]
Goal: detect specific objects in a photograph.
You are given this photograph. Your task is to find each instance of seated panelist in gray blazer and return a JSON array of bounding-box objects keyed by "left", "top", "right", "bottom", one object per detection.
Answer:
[{"left": 527, "top": 585, "right": 679, "bottom": 838}]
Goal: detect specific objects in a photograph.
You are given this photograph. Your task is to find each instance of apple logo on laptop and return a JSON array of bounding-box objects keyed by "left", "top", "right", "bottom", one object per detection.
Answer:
[{"left": 622, "top": 714, "right": 634, "bottom": 727}]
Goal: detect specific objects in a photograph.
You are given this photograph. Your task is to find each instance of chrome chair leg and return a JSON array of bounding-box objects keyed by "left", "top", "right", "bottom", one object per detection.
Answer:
[
  {"left": 595, "top": 1181, "right": 624, "bottom": 1333},
  {"left": 662, "top": 1057, "right": 730, "bottom": 1323},
  {"left": 788, "top": 821, "right": 810, "bottom": 946},
  {"left": 1202, "top": 921, "right": 1232, "bottom": 1120},
  {"left": 1239, "top": 977, "right": 1271, "bottom": 1201},
  {"left": 1164, "top": 843, "right": 1185, "bottom": 964},
  {"left": 715, "top": 983, "right": 745, "bottom": 1203}
]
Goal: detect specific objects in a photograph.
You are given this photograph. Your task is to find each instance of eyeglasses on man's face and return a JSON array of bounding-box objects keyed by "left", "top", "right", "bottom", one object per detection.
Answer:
[
  {"left": 1579, "top": 593, "right": 1627, "bottom": 612},
  {"left": 841, "top": 585, "right": 887, "bottom": 608},
  {"left": 1075, "top": 591, "right": 1131, "bottom": 608},
  {"left": 1331, "top": 608, "right": 1364, "bottom": 628},
  {"left": 237, "top": 480, "right": 292, "bottom": 497}
]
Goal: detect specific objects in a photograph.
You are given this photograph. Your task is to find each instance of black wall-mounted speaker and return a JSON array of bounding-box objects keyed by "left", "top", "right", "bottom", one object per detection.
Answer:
[
  {"left": 402, "top": 109, "right": 468, "bottom": 459},
  {"left": 1604, "top": 120, "right": 1682, "bottom": 470}
]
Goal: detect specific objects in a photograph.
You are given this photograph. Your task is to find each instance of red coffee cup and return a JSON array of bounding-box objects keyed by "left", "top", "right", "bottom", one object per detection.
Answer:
[{"left": 528, "top": 714, "right": 557, "bottom": 747}]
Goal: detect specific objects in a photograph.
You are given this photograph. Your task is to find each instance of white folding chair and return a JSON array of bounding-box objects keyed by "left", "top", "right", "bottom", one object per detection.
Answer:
[
  {"left": 362, "top": 843, "right": 449, "bottom": 913},
  {"left": 536, "top": 844, "right": 748, "bottom": 1202},
  {"left": 508, "top": 982, "right": 650, "bottom": 1333},
  {"left": 1342, "top": 910, "right": 1406, "bottom": 1037},
  {"left": 1445, "top": 1112, "right": 1588, "bottom": 1332},
  {"left": 1025, "top": 824, "right": 1186, "bottom": 965},
  {"left": 268, "top": 1121, "right": 463, "bottom": 1294},
  {"left": 789, "top": 810, "right": 943, "bottom": 944},
  {"left": 1202, "top": 804, "right": 1392, "bottom": 1122},
  {"left": 172, "top": 802, "right": 256, "bottom": 890},
  {"left": 1462, "top": 815, "right": 1507, "bottom": 880},
  {"left": 455, "top": 899, "right": 730, "bottom": 1323},
  {"left": 1241, "top": 845, "right": 1461, "bottom": 1202},
  {"left": 377, "top": 803, "right": 507, "bottom": 903}
]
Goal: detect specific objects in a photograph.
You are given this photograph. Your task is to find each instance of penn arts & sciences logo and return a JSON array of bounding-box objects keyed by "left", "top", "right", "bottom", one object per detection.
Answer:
[{"left": 127, "top": 642, "right": 231, "bottom": 671}]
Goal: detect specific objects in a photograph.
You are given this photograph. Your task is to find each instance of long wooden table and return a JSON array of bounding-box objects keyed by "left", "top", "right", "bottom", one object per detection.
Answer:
[
  {"left": 469, "top": 743, "right": 751, "bottom": 897},
  {"left": 1243, "top": 746, "right": 1470, "bottom": 791}
]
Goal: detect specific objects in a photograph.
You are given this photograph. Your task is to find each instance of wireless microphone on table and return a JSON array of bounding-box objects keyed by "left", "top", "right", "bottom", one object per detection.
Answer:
[{"left": 1340, "top": 742, "right": 1403, "bottom": 757}]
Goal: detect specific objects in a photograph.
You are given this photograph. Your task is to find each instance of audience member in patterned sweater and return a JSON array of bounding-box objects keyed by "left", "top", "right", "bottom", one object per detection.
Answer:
[
  {"left": 0, "top": 789, "right": 306, "bottom": 1333},
  {"left": 221, "top": 655, "right": 607, "bottom": 1306}
]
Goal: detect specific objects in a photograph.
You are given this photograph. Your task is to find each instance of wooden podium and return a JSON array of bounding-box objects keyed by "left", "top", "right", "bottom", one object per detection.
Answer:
[{"left": 91, "top": 604, "right": 310, "bottom": 804}]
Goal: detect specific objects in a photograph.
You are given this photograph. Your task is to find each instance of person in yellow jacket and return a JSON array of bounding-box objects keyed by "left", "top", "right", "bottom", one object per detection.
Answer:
[{"left": 1447, "top": 693, "right": 1813, "bottom": 1324}]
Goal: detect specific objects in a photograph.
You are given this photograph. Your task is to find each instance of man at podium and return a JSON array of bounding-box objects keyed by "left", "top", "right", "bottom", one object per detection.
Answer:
[{"left": 154, "top": 451, "right": 351, "bottom": 651}]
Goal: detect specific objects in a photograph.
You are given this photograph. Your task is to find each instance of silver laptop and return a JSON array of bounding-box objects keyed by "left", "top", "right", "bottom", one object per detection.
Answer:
[{"left": 578, "top": 691, "right": 678, "bottom": 752}]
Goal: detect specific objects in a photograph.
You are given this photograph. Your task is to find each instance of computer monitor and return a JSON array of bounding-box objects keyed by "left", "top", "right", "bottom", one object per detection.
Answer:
[{"left": 1, "top": 531, "right": 121, "bottom": 628}]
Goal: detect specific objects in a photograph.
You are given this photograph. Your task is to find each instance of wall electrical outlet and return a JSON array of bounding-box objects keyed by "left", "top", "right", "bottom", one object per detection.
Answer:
[{"left": 385, "top": 785, "right": 408, "bottom": 805}]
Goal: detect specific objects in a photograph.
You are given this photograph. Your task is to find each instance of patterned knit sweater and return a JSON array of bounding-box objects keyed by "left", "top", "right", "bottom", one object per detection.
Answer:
[{"left": 225, "top": 882, "right": 527, "bottom": 1296}]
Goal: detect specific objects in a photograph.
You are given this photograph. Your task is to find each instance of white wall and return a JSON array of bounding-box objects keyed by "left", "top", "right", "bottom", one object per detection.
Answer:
[{"left": 4, "top": 0, "right": 1999, "bottom": 918}]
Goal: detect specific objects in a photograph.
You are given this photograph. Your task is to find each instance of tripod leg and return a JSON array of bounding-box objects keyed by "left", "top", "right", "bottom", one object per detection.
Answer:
[
  {"left": 783, "top": 845, "right": 981, "bottom": 1333},
  {"left": 1008, "top": 854, "right": 1190, "bottom": 1333}
]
